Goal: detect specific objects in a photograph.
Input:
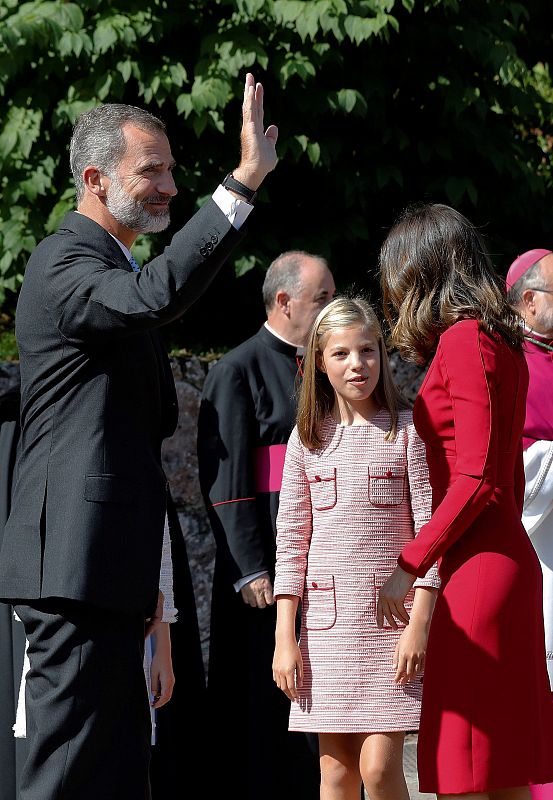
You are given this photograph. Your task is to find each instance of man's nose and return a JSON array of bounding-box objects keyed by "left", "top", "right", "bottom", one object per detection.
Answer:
[{"left": 158, "top": 172, "right": 178, "bottom": 197}]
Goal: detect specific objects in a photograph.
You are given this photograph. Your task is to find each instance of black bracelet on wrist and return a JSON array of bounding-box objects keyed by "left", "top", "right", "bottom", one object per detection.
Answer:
[{"left": 221, "top": 172, "right": 257, "bottom": 203}]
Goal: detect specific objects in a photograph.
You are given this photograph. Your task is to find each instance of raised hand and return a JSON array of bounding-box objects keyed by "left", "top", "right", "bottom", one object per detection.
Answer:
[{"left": 233, "top": 72, "right": 278, "bottom": 191}]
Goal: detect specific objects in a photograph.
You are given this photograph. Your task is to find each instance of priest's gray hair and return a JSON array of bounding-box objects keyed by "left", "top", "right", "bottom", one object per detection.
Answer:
[
  {"left": 506, "top": 259, "right": 548, "bottom": 307},
  {"left": 70, "top": 104, "right": 166, "bottom": 203},
  {"left": 262, "top": 250, "right": 328, "bottom": 313}
]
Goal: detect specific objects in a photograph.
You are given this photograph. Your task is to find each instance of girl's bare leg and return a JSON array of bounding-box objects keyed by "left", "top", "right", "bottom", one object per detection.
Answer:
[
  {"left": 439, "top": 794, "right": 488, "bottom": 800},
  {"left": 490, "top": 789, "right": 531, "bottom": 800},
  {"left": 319, "top": 732, "right": 363, "bottom": 800},
  {"left": 359, "top": 732, "right": 409, "bottom": 800}
]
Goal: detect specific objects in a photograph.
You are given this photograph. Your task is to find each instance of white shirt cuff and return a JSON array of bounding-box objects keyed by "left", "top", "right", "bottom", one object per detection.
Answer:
[
  {"left": 212, "top": 184, "right": 254, "bottom": 230},
  {"left": 233, "top": 570, "right": 269, "bottom": 592}
]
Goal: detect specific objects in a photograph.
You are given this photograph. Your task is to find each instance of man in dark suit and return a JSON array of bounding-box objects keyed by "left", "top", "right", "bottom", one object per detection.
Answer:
[{"left": 0, "top": 73, "right": 277, "bottom": 800}]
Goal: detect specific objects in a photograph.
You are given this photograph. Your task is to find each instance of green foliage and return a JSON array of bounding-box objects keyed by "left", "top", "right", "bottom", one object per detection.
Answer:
[
  {"left": 0, "top": 0, "right": 552, "bottom": 347},
  {"left": 0, "top": 326, "right": 18, "bottom": 361}
]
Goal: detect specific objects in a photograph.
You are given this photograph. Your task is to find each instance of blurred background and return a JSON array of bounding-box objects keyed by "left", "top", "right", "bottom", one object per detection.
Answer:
[{"left": 0, "top": 0, "right": 552, "bottom": 356}]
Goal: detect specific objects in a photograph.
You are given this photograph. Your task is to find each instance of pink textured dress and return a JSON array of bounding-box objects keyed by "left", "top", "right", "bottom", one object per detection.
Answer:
[{"left": 274, "top": 409, "right": 439, "bottom": 733}]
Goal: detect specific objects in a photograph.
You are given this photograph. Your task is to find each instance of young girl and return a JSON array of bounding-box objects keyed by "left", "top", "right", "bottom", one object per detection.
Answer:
[{"left": 272, "top": 296, "right": 439, "bottom": 800}]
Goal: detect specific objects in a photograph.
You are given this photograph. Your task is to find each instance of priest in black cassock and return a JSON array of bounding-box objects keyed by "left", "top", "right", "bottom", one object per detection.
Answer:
[{"left": 197, "top": 250, "right": 335, "bottom": 798}]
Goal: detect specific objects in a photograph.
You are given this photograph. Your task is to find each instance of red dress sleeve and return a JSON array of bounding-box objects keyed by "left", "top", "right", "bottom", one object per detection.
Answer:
[
  {"left": 514, "top": 440, "right": 525, "bottom": 516},
  {"left": 398, "top": 321, "right": 498, "bottom": 577}
]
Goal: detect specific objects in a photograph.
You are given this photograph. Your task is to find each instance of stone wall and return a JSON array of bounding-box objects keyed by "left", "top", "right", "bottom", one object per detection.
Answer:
[{"left": 0, "top": 352, "right": 426, "bottom": 670}]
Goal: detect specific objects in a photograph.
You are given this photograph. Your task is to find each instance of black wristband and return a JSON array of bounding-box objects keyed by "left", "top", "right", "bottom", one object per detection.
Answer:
[{"left": 221, "top": 172, "right": 257, "bottom": 203}]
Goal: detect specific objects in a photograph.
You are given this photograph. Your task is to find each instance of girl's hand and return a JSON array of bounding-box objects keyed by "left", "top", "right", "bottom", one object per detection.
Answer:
[
  {"left": 145, "top": 590, "right": 164, "bottom": 639},
  {"left": 377, "top": 566, "right": 416, "bottom": 629},
  {"left": 393, "top": 621, "right": 428, "bottom": 684},
  {"left": 150, "top": 623, "right": 175, "bottom": 709},
  {"left": 273, "top": 638, "right": 303, "bottom": 701}
]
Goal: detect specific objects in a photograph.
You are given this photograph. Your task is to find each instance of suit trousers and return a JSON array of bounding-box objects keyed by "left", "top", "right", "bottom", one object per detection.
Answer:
[{"left": 14, "top": 599, "right": 151, "bottom": 800}]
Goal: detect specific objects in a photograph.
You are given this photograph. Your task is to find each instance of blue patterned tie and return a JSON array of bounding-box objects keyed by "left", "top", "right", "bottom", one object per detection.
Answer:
[{"left": 128, "top": 254, "right": 141, "bottom": 273}]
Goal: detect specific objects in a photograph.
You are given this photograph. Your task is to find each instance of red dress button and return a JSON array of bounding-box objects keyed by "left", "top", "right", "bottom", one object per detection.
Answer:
[
  {"left": 312, "top": 582, "right": 318, "bottom": 589},
  {"left": 385, "top": 470, "right": 393, "bottom": 478}
]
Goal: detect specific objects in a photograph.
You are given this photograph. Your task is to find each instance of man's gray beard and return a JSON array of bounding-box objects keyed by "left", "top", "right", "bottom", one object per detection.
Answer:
[
  {"left": 536, "top": 307, "right": 553, "bottom": 339},
  {"left": 105, "top": 176, "right": 170, "bottom": 234}
]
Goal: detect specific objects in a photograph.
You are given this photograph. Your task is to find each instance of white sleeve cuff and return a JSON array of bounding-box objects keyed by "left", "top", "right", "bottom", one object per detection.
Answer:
[
  {"left": 233, "top": 570, "right": 269, "bottom": 592},
  {"left": 212, "top": 184, "right": 254, "bottom": 230},
  {"left": 159, "top": 515, "right": 178, "bottom": 623}
]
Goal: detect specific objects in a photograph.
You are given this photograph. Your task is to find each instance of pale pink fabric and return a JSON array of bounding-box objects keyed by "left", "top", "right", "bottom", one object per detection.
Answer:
[{"left": 274, "top": 410, "right": 439, "bottom": 733}]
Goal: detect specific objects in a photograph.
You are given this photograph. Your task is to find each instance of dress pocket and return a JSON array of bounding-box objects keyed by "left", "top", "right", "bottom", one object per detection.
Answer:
[
  {"left": 368, "top": 464, "right": 406, "bottom": 506},
  {"left": 308, "top": 468, "right": 337, "bottom": 511},
  {"left": 303, "top": 575, "right": 337, "bottom": 630},
  {"left": 372, "top": 569, "right": 414, "bottom": 629}
]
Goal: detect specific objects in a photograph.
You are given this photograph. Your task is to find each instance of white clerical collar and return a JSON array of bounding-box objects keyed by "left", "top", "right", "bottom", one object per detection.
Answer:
[{"left": 264, "top": 322, "right": 304, "bottom": 356}]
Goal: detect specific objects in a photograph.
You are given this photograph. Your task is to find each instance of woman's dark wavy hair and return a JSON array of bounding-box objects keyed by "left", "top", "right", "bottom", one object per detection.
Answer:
[{"left": 379, "top": 203, "right": 523, "bottom": 363}]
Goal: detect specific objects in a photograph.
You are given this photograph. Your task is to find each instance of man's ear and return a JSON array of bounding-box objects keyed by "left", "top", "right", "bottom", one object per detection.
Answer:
[
  {"left": 83, "top": 166, "right": 107, "bottom": 198},
  {"left": 521, "top": 288, "right": 537, "bottom": 316},
  {"left": 275, "top": 290, "right": 290, "bottom": 316}
]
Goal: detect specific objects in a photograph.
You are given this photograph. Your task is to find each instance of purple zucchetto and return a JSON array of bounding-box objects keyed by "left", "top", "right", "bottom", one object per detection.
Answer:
[{"left": 506, "top": 249, "right": 552, "bottom": 290}]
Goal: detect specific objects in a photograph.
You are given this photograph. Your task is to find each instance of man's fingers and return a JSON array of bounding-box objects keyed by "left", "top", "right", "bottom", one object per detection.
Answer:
[
  {"left": 244, "top": 72, "right": 254, "bottom": 99},
  {"left": 242, "top": 81, "right": 255, "bottom": 122},
  {"left": 254, "top": 81, "right": 264, "bottom": 122},
  {"left": 265, "top": 124, "right": 278, "bottom": 144}
]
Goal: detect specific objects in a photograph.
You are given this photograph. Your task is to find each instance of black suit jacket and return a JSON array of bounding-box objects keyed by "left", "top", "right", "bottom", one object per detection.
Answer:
[
  {"left": 197, "top": 327, "right": 299, "bottom": 584},
  {"left": 0, "top": 200, "right": 244, "bottom": 612}
]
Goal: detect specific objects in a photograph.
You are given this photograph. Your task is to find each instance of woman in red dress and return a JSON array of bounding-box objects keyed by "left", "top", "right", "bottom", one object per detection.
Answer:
[{"left": 377, "top": 203, "right": 553, "bottom": 800}]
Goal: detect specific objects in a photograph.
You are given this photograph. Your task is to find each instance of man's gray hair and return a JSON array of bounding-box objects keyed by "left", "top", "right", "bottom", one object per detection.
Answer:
[
  {"left": 69, "top": 104, "right": 166, "bottom": 203},
  {"left": 507, "top": 259, "right": 548, "bottom": 307},
  {"left": 262, "top": 250, "right": 328, "bottom": 313}
]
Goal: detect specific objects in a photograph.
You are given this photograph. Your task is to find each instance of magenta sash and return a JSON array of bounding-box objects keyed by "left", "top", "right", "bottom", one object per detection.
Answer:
[
  {"left": 531, "top": 786, "right": 553, "bottom": 799},
  {"left": 254, "top": 444, "right": 287, "bottom": 493}
]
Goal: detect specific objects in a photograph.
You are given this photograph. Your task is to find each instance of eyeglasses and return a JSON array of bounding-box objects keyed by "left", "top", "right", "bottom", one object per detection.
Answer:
[{"left": 526, "top": 287, "right": 553, "bottom": 295}]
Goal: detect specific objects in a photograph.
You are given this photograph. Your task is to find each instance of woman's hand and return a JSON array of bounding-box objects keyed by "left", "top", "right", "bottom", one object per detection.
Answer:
[
  {"left": 150, "top": 623, "right": 175, "bottom": 709},
  {"left": 273, "top": 638, "right": 303, "bottom": 702},
  {"left": 377, "top": 566, "right": 416, "bottom": 629},
  {"left": 393, "top": 621, "right": 428, "bottom": 684}
]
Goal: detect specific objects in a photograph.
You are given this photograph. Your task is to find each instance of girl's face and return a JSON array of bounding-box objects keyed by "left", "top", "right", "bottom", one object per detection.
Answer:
[{"left": 319, "top": 325, "right": 381, "bottom": 418}]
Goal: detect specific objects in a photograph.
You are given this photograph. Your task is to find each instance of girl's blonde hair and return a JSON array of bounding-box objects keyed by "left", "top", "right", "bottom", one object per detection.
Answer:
[{"left": 297, "top": 296, "right": 407, "bottom": 449}]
